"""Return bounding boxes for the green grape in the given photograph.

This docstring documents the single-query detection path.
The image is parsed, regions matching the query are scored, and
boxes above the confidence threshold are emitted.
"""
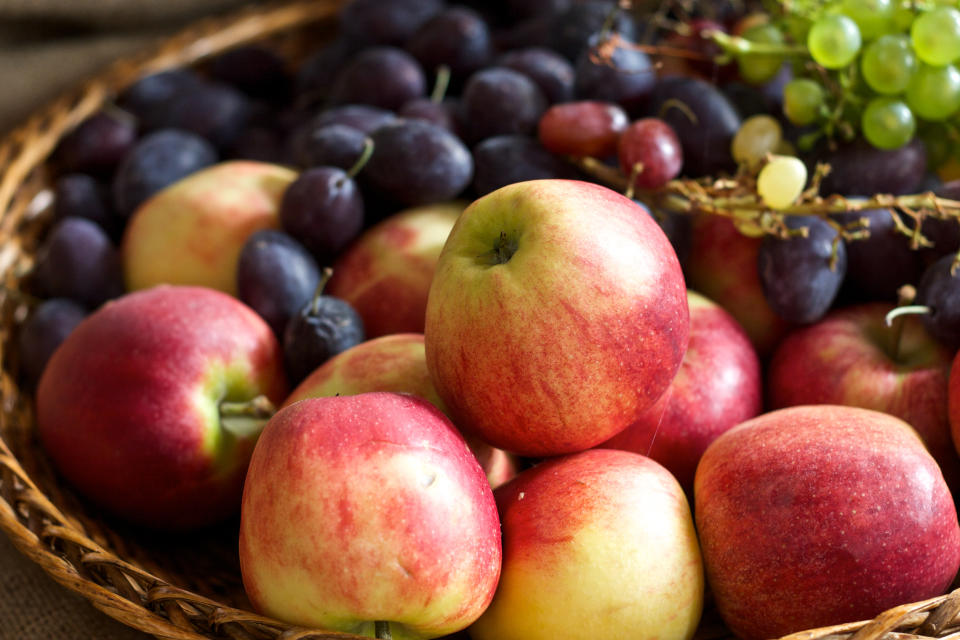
[860,34,916,94]
[783,78,826,125]
[783,15,812,44]
[732,115,783,166]
[906,63,960,120]
[757,155,808,209]
[892,6,914,32]
[808,14,863,68]
[737,23,786,85]
[912,7,960,66]
[840,0,894,40]
[861,97,916,149]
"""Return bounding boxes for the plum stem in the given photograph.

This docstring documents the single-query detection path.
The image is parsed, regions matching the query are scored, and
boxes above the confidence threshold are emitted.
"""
[375,621,392,640]
[310,267,334,316]
[346,138,374,180]
[431,65,451,103]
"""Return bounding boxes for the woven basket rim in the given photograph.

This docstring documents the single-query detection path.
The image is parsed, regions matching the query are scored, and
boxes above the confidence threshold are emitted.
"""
[1,1,960,639]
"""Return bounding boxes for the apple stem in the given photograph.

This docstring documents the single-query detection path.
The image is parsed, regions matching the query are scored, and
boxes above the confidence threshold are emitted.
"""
[346,138,375,180]
[311,267,335,316]
[884,305,930,328]
[885,285,927,362]
[375,621,393,640]
[431,65,451,103]
[219,395,276,420]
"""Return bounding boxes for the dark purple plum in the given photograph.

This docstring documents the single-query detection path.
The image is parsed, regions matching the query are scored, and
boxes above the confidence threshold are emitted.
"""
[398,98,463,136]
[295,38,357,106]
[832,207,919,302]
[289,123,368,170]
[813,138,927,197]
[17,298,87,387]
[112,129,217,218]
[574,34,656,115]
[55,111,136,176]
[237,230,321,337]
[915,253,960,350]
[228,127,287,164]
[312,105,398,135]
[493,14,555,51]
[647,205,692,267]
[283,287,365,385]
[53,174,114,232]
[406,7,494,81]
[496,47,575,104]
[471,134,582,196]
[461,67,548,142]
[758,215,847,324]
[280,167,365,264]
[209,45,291,101]
[507,0,571,20]
[163,83,253,150]
[363,119,473,205]
[550,1,637,60]
[117,69,203,132]
[331,47,427,111]
[340,0,445,47]
[32,217,124,309]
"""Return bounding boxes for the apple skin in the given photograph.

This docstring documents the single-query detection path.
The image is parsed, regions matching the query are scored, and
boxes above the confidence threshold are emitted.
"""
[36,285,287,530]
[326,201,465,338]
[239,393,502,640]
[695,405,960,640]
[599,290,762,493]
[685,214,791,357]
[425,179,689,457]
[768,303,960,491]
[284,333,517,488]
[122,161,296,296]
[469,448,704,640]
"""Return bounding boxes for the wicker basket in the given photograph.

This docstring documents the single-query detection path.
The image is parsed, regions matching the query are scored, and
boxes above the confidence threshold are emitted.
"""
[2,1,960,639]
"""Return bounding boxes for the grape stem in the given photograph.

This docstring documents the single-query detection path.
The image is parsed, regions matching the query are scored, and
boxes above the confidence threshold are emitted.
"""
[704,29,807,63]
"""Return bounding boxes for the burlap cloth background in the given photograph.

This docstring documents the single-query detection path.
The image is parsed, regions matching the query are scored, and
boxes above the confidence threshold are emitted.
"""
[0,2,268,637]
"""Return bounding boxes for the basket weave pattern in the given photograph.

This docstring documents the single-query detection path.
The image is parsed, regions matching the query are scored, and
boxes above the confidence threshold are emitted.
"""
[1,2,960,639]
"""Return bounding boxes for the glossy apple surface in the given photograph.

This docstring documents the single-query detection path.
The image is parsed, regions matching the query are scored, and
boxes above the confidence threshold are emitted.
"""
[122,161,296,295]
[240,393,502,639]
[36,285,287,530]
[600,290,762,493]
[425,179,689,457]
[469,448,703,640]
[696,405,960,640]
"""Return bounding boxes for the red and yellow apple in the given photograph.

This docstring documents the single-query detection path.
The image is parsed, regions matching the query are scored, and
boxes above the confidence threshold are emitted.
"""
[240,393,502,639]
[36,285,287,530]
[425,179,689,457]
[122,161,296,295]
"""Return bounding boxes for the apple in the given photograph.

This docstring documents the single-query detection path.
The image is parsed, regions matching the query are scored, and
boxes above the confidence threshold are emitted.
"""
[685,213,791,357]
[425,179,689,457]
[695,405,960,640]
[599,289,762,493]
[35,285,287,530]
[326,200,465,338]
[767,303,960,492]
[469,448,704,640]
[122,160,296,296]
[285,332,517,488]
[239,393,502,639]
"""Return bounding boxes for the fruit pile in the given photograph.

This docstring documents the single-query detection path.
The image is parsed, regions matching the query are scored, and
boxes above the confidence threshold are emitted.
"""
[13,0,960,639]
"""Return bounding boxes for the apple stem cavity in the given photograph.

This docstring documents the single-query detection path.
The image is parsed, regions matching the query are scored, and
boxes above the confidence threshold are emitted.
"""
[311,267,335,315]
[478,231,518,266]
[375,621,393,640]
[346,138,375,180]
[431,65,451,103]
[219,394,277,439]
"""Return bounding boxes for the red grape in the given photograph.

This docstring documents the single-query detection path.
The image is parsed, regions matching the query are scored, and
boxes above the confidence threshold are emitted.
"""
[617,118,683,190]
[538,101,629,158]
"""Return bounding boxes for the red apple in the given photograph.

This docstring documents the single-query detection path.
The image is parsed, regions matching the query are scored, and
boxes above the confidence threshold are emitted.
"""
[469,449,704,640]
[695,405,960,640]
[285,333,517,488]
[425,179,689,457]
[326,200,465,338]
[685,214,791,357]
[122,161,296,296]
[36,285,287,530]
[239,393,501,639]
[768,303,960,492]
[599,290,762,493]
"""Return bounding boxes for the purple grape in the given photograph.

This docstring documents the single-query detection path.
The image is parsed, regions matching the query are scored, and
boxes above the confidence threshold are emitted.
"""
[814,138,927,197]
[398,98,463,136]
[758,216,848,324]
[209,45,291,101]
[574,34,656,115]
[721,82,771,120]
[313,105,399,135]
[112,129,217,218]
[17,298,87,387]
[364,119,473,205]
[289,123,368,170]
[647,205,692,267]
[832,207,919,302]
[461,67,548,142]
[550,1,638,60]
[496,47,575,104]
[117,69,203,131]
[163,83,253,150]
[406,7,494,81]
[237,230,321,336]
[493,14,555,51]
[331,47,427,111]
[472,134,582,195]
[916,180,960,268]
[340,0,445,47]
[915,254,960,349]
[280,167,365,264]
[53,174,114,232]
[55,111,136,176]
[283,292,365,385]
[32,217,124,309]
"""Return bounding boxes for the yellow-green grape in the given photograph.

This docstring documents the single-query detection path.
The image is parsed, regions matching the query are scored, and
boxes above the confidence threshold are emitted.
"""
[861,97,916,149]
[911,6,960,66]
[757,155,808,209]
[840,0,894,40]
[860,34,916,94]
[732,115,783,167]
[783,15,812,43]
[906,63,960,121]
[732,210,766,237]
[892,6,914,32]
[737,23,786,85]
[783,78,826,125]
[808,14,862,68]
